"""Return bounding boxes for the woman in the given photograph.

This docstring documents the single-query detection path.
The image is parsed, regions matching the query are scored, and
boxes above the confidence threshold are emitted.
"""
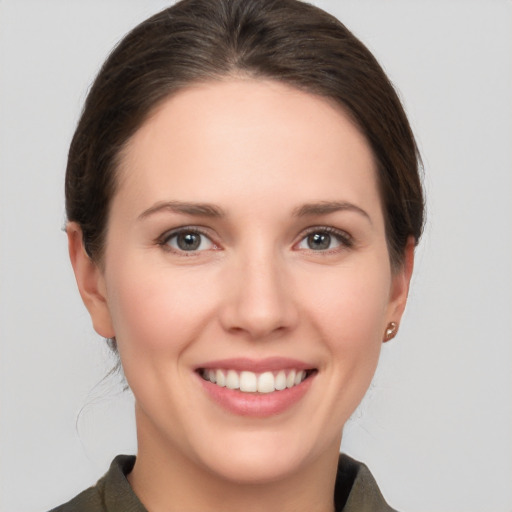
[52,0,423,510]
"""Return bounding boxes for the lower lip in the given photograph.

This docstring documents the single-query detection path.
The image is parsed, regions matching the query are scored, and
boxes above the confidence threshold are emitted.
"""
[197,373,315,417]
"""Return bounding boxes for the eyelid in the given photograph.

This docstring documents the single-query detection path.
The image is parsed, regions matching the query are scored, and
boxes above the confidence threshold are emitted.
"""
[155,225,353,254]
[157,226,220,253]
[294,226,354,251]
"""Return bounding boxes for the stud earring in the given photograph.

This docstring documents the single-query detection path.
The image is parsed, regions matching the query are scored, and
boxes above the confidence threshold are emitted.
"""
[383,322,398,342]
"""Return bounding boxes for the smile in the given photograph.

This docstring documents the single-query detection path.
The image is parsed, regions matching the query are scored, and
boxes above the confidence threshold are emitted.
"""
[199,368,314,393]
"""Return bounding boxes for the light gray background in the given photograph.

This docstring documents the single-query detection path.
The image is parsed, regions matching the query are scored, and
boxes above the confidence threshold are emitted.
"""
[1,1,511,511]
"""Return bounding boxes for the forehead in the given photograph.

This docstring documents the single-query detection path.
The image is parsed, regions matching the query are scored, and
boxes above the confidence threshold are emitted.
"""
[116,78,380,218]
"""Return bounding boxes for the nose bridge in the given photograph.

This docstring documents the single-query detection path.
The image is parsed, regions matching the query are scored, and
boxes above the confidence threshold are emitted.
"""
[220,239,297,338]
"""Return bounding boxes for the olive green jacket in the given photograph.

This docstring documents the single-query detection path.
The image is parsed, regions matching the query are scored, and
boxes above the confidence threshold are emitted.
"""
[49,454,397,512]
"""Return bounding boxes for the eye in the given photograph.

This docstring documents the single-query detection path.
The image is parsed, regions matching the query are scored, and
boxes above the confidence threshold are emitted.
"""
[161,228,215,253]
[296,228,352,251]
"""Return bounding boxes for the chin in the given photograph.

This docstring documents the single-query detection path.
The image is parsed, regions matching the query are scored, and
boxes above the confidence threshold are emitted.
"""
[192,426,331,485]
[202,450,303,485]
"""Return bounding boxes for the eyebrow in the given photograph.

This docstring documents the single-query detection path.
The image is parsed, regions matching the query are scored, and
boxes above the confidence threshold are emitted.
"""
[293,201,371,223]
[138,200,225,220]
[138,199,370,223]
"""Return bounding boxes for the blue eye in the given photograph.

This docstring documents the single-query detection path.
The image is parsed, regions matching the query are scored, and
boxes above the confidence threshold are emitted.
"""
[164,230,214,252]
[297,228,351,251]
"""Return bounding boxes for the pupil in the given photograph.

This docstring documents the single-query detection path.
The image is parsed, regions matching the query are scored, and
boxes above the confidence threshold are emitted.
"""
[177,233,200,251]
[308,233,330,250]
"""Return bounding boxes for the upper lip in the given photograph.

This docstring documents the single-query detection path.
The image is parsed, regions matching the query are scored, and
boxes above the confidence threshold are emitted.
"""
[196,357,315,373]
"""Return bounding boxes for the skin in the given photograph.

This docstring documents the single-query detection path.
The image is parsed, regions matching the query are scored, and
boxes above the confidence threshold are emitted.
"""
[68,79,414,512]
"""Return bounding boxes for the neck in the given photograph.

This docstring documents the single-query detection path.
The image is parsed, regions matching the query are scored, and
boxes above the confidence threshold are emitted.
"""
[128,408,339,512]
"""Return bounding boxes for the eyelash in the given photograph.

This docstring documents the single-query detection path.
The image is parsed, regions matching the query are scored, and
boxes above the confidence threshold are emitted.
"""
[156,226,354,255]
[297,226,354,253]
[157,227,217,255]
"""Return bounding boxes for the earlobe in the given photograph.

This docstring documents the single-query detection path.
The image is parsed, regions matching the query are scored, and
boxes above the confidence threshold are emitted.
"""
[386,236,415,331]
[66,222,115,338]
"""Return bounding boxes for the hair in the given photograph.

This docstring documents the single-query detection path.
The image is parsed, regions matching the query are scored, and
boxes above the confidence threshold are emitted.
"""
[66,0,424,270]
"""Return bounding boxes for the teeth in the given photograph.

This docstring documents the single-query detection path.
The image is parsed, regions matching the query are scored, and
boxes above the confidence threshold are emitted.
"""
[202,368,309,393]
[240,371,257,392]
[286,370,296,389]
[216,369,226,387]
[275,370,287,391]
[257,371,275,393]
[225,370,239,390]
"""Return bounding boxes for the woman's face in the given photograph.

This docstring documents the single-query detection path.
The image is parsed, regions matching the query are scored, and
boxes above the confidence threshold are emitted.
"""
[72,79,412,484]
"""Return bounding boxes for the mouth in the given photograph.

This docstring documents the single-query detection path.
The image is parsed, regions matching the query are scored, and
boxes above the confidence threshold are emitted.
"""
[195,358,318,416]
[197,368,317,394]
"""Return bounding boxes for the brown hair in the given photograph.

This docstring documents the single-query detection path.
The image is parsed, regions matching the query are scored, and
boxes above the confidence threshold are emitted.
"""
[66,0,424,268]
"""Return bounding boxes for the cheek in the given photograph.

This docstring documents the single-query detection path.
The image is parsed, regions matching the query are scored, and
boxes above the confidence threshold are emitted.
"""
[307,262,391,339]
[301,258,391,393]
[105,260,217,357]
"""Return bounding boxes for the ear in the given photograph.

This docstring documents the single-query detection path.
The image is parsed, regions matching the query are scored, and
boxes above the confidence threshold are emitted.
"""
[66,222,115,338]
[386,236,415,326]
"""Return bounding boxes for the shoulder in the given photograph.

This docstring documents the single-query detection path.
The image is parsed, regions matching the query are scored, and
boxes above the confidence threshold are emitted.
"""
[48,483,105,512]
[335,453,398,512]
[48,455,146,512]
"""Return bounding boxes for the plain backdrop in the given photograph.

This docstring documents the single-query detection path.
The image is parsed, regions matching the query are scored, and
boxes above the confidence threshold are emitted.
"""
[1,1,511,511]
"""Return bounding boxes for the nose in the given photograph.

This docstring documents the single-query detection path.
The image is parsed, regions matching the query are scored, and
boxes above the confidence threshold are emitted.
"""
[219,248,299,340]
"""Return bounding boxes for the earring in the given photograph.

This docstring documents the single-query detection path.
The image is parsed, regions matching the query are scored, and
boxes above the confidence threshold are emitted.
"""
[383,322,398,342]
